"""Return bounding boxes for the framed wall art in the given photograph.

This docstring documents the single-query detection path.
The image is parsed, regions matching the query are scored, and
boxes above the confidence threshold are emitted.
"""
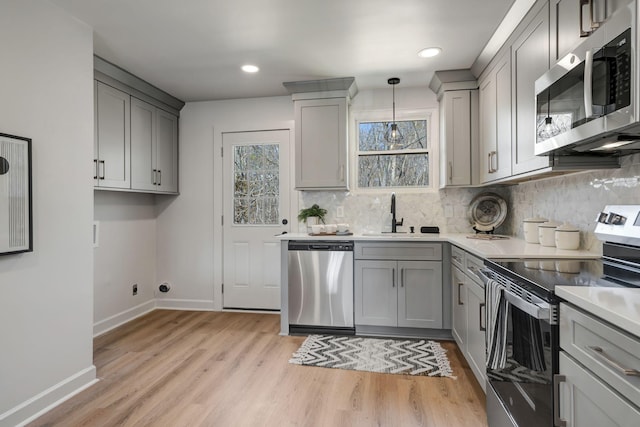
[0,132,33,255]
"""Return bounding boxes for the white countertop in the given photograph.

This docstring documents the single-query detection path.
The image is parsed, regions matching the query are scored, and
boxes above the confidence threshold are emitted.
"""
[280,232,600,260]
[556,286,640,338]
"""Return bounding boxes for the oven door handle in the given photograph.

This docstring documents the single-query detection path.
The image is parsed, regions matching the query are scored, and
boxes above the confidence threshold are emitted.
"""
[476,269,551,321]
[502,289,551,321]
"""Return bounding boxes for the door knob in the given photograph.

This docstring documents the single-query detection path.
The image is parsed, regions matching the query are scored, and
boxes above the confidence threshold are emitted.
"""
[282,219,288,225]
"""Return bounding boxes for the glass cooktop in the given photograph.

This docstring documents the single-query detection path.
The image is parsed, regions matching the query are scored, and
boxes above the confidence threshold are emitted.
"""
[485,258,639,297]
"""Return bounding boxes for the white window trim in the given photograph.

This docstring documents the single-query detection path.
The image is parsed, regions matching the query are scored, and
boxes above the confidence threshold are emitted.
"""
[350,107,439,194]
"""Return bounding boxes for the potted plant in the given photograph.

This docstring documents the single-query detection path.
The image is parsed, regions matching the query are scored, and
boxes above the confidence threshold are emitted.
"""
[297,204,327,232]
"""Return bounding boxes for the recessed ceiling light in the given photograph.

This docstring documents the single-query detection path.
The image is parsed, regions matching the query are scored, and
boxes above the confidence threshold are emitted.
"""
[417,47,442,58]
[241,64,260,73]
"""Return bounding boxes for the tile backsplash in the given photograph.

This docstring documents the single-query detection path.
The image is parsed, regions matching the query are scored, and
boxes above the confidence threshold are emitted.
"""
[298,187,512,235]
[507,153,640,252]
[298,153,640,252]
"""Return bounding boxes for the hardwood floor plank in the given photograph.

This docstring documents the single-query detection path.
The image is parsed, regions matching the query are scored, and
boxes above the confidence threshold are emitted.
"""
[27,310,487,427]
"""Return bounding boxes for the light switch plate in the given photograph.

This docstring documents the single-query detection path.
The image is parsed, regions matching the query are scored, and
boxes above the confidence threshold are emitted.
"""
[336,206,344,218]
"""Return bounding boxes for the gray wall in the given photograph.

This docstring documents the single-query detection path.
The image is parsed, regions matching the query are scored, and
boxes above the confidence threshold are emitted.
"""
[0,2,95,425]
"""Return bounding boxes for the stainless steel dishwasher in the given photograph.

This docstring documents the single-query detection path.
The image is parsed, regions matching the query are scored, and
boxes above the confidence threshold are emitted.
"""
[288,240,354,335]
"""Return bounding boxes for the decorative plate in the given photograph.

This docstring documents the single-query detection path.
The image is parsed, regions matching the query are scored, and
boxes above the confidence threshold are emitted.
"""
[467,192,507,232]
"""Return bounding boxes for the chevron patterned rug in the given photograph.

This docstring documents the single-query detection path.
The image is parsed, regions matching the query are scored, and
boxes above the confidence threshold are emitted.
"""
[289,335,454,377]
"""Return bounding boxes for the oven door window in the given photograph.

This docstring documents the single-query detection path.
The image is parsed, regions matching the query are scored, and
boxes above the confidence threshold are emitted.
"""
[487,305,554,427]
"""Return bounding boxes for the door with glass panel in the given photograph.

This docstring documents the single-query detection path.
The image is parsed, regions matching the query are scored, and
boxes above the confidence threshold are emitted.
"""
[222,130,290,310]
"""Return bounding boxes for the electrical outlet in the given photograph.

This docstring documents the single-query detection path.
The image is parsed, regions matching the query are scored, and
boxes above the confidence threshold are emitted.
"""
[336,206,344,218]
[132,284,138,296]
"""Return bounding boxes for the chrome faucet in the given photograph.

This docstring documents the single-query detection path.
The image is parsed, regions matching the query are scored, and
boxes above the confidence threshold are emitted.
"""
[391,193,403,233]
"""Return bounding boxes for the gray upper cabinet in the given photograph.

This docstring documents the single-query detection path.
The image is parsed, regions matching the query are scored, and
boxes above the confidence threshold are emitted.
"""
[550,0,584,62]
[512,2,551,176]
[440,90,478,187]
[94,81,131,189]
[131,97,178,194]
[551,0,612,62]
[155,109,178,193]
[479,49,512,183]
[94,56,183,195]
[294,97,348,190]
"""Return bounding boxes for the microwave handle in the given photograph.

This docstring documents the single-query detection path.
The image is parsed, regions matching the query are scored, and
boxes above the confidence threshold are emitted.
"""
[584,49,595,119]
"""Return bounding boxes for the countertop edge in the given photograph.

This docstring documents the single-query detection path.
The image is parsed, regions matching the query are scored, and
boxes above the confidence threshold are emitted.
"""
[556,286,640,338]
[279,233,601,260]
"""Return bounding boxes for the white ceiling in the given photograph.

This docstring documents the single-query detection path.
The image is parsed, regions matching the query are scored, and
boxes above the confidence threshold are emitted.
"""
[50,0,521,102]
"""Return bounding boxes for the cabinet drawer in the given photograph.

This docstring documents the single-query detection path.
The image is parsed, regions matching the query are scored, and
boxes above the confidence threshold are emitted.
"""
[560,303,640,408]
[451,245,465,269]
[465,253,484,286]
[354,242,442,261]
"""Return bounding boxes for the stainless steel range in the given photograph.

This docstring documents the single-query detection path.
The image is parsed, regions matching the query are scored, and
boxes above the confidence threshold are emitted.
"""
[478,205,640,427]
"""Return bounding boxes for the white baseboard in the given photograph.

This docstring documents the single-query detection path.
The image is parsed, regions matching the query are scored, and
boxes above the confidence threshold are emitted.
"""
[93,299,156,337]
[155,298,215,311]
[1,366,97,427]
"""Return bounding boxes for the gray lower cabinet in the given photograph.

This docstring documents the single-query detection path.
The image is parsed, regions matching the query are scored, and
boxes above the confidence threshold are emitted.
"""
[466,278,486,390]
[558,352,640,426]
[354,242,443,331]
[558,303,640,425]
[450,244,486,391]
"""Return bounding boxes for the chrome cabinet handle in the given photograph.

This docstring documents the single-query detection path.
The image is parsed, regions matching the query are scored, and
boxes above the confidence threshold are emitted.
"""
[553,374,567,427]
[487,152,492,173]
[99,160,105,180]
[400,268,404,287]
[479,302,486,331]
[93,159,98,180]
[392,268,395,288]
[153,169,157,185]
[589,0,604,30]
[448,161,453,183]
[579,0,592,37]
[457,282,464,305]
[158,169,162,186]
[490,151,497,173]
[588,346,640,376]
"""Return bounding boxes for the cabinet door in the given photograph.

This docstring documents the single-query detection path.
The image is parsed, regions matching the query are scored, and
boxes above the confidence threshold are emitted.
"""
[466,279,486,391]
[451,266,467,351]
[440,90,472,187]
[479,50,511,183]
[155,109,178,193]
[95,81,130,189]
[130,97,156,191]
[551,0,584,62]
[512,3,551,176]
[558,351,640,427]
[398,261,443,329]
[294,98,347,190]
[479,74,496,183]
[493,52,512,181]
[354,260,397,327]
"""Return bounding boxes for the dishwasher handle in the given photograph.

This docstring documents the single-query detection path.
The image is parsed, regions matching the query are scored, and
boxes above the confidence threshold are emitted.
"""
[288,241,354,251]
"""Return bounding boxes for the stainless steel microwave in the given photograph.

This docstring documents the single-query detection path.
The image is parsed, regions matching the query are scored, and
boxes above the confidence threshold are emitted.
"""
[534,0,640,156]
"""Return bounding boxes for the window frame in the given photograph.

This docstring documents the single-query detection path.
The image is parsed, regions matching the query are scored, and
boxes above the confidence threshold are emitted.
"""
[351,107,439,193]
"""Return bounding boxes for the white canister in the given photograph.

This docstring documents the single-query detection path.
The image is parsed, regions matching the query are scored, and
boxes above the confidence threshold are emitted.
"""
[523,217,548,243]
[538,221,561,247]
[555,222,580,250]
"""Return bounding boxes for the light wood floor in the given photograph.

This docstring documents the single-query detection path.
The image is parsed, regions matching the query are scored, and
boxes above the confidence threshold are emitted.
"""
[28,310,487,427]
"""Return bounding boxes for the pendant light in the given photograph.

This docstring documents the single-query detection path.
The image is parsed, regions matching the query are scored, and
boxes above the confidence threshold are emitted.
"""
[384,77,404,148]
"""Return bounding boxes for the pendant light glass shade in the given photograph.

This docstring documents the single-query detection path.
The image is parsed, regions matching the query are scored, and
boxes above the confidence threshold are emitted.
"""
[384,77,404,148]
